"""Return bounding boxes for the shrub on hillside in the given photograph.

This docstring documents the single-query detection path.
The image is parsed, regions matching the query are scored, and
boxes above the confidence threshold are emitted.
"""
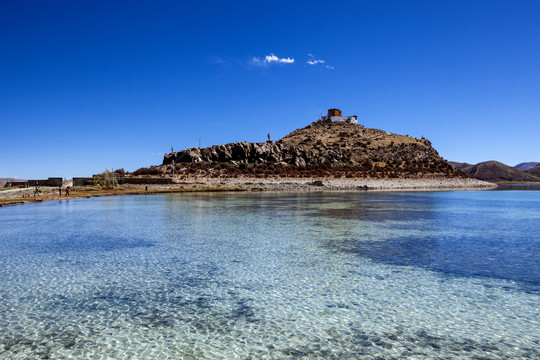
[133,166,163,176]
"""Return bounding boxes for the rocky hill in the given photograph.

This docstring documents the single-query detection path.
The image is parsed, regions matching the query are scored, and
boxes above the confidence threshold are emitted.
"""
[449,161,540,182]
[143,120,462,179]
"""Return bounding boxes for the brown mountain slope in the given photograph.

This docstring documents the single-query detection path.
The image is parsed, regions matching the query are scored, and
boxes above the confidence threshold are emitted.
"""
[455,161,540,182]
[448,162,473,171]
[525,164,540,178]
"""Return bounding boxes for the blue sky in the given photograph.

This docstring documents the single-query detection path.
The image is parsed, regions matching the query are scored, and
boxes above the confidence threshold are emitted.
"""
[1,1,539,179]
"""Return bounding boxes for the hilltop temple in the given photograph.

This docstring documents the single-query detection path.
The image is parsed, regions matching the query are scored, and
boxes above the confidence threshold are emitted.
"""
[321,108,358,124]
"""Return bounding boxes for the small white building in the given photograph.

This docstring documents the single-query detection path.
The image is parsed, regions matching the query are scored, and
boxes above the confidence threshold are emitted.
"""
[321,108,358,124]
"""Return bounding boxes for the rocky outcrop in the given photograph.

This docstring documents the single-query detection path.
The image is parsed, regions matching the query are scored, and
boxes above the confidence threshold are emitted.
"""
[165,142,284,164]
[163,120,449,171]
[163,141,344,167]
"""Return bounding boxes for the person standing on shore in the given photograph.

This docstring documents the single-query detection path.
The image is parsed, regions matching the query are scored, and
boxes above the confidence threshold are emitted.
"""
[33,184,39,197]
[66,186,70,197]
[59,186,62,197]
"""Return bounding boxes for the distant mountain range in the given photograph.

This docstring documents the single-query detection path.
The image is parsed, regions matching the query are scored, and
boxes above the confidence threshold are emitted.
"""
[449,161,540,182]
[514,162,540,170]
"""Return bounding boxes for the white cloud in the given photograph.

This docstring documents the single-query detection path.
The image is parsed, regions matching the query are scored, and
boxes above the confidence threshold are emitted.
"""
[307,54,333,69]
[249,53,333,69]
[265,53,294,63]
[307,53,325,65]
[251,57,263,65]
[252,53,295,65]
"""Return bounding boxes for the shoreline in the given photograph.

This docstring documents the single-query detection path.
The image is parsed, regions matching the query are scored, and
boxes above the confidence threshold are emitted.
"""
[0,176,496,208]
[194,176,495,191]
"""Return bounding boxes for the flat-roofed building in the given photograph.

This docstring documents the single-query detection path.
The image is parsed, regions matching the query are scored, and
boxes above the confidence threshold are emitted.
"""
[322,108,358,124]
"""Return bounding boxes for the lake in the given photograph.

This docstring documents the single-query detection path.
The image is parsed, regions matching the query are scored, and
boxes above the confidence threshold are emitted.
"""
[0,190,539,359]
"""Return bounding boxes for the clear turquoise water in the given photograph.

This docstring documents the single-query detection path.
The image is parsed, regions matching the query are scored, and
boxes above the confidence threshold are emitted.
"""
[0,191,539,359]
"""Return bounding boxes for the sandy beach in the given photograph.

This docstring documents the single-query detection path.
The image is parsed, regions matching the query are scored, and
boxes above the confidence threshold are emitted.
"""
[0,176,496,207]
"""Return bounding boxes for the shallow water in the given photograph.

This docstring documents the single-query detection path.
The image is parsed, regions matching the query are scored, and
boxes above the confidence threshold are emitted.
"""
[0,191,539,359]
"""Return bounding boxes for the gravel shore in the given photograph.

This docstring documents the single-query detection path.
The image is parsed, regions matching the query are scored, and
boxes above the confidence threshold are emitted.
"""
[0,177,496,207]
[194,176,496,192]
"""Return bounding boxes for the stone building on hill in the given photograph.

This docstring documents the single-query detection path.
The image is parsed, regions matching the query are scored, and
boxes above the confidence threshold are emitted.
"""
[322,108,358,124]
